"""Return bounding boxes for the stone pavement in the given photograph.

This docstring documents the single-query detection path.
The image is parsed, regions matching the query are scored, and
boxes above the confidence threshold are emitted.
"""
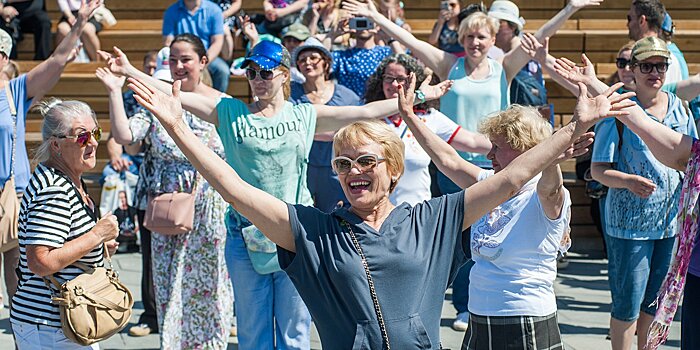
[0,251,682,349]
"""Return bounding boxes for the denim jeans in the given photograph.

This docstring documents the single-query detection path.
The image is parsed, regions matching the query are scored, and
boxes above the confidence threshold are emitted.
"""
[225,218,311,350]
[606,235,676,321]
[12,321,99,349]
[208,57,230,93]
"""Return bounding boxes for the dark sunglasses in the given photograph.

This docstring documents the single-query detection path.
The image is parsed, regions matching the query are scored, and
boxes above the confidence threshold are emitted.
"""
[634,62,669,74]
[615,58,630,69]
[245,68,276,80]
[331,153,385,175]
[56,127,102,146]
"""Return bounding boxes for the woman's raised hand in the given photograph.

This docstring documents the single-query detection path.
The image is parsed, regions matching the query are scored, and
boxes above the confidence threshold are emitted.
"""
[129,77,184,130]
[521,33,548,64]
[568,0,604,10]
[97,46,135,77]
[95,67,126,92]
[342,0,379,18]
[572,82,636,133]
[553,54,597,87]
[419,74,453,101]
[554,131,595,164]
[397,73,417,118]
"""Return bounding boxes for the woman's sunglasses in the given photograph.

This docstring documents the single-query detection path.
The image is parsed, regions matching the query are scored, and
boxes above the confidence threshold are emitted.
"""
[332,153,385,175]
[56,127,102,147]
[615,58,630,69]
[245,68,277,80]
[634,62,669,74]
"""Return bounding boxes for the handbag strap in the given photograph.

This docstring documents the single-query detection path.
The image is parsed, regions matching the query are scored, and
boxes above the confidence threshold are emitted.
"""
[340,219,391,350]
[5,82,16,177]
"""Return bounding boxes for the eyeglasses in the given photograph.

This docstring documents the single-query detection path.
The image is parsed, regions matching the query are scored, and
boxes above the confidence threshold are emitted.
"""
[382,75,410,85]
[331,153,386,175]
[615,58,631,69]
[245,68,277,80]
[634,62,669,74]
[297,55,323,65]
[56,127,102,147]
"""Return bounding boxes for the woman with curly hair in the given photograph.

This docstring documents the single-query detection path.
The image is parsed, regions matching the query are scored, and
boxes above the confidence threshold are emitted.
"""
[364,53,491,205]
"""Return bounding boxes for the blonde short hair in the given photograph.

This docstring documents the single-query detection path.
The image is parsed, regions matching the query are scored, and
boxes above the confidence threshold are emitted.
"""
[458,12,499,44]
[478,105,552,152]
[333,120,405,191]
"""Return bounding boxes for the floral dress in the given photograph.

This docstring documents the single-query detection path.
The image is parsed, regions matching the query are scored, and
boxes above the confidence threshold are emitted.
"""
[130,109,233,349]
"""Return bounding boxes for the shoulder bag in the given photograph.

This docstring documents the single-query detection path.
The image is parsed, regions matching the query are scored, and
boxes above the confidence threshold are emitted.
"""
[44,243,134,345]
[143,185,196,235]
[0,83,20,252]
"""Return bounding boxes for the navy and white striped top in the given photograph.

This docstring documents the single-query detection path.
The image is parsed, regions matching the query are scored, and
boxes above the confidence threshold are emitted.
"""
[10,163,103,327]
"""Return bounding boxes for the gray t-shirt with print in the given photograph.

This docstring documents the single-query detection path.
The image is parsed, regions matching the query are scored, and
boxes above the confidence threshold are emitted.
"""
[279,191,469,349]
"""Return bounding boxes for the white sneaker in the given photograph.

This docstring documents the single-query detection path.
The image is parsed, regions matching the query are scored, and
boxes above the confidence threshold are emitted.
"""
[452,312,469,331]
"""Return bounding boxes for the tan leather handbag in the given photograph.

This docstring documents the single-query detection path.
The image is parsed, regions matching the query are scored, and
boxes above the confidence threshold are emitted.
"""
[44,244,134,345]
[0,83,19,252]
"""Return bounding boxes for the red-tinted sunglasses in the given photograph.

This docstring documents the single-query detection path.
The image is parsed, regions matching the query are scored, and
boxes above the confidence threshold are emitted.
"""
[56,127,102,146]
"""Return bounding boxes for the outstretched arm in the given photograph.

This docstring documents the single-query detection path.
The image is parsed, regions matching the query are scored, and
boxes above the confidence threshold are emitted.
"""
[128,78,296,252]
[96,68,135,145]
[462,83,634,230]
[25,0,102,99]
[673,73,700,101]
[502,0,603,83]
[314,78,453,132]
[99,47,220,126]
[343,0,458,80]
[555,54,694,170]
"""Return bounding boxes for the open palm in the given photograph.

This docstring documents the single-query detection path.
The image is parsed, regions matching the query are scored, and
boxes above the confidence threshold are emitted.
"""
[573,82,636,132]
[128,78,184,130]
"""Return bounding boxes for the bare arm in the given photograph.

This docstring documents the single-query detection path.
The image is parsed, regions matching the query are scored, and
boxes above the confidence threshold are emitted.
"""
[674,73,700,101]
[276,0,309,17]
[343,0,457,80]
[96,68,135,144]
[537,164,566,220]
[27,215,118,277]
[222,0,242,18]
[25,0,101,99]
[591,162,657,198]
[314,78,453,133]
[100,47,220,125]
[449,128,492,155]
[554,54,693,170]
[207,34,224,62]
[503,0,602,83]
[128,78,296,252]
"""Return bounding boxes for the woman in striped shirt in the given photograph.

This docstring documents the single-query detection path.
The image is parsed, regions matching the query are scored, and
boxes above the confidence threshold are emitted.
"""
[10,99,119,349]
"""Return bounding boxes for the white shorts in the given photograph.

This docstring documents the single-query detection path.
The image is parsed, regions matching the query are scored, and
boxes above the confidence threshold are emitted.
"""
[12,321,100,350]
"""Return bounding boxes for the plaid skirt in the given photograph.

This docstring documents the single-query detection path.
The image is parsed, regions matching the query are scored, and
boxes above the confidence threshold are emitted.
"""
[461,313,564,350]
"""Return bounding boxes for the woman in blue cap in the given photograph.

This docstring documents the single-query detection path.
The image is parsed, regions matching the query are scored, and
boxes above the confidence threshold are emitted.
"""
[102,40,452,349]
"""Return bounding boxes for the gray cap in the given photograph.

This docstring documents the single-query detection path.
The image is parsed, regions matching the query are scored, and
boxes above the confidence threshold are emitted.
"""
[292,37,333,70]
[0,30,12,58]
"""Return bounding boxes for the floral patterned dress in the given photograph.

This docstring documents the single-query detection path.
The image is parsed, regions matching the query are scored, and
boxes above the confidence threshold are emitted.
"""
[130,109,233,349]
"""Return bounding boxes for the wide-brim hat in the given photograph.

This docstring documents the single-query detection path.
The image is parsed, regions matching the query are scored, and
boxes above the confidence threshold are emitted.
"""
[631,36,671,63]
[242,41,291,70]
[0,29,12,58]
[488,0,524,31]
[292,37,333,70]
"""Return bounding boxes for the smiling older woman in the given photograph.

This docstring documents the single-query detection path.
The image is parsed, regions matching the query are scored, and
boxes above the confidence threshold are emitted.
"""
[10,99,119,349]
[125,68,632,348]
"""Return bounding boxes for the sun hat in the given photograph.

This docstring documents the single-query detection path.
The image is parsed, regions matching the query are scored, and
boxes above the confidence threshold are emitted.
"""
[241,41,291,70]
[487,0,524,32]
[292,37,333,69]
[152,47,172,82]
[631,36,670,63]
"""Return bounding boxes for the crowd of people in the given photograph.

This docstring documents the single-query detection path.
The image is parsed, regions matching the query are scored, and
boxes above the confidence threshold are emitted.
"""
[0,0,699,349]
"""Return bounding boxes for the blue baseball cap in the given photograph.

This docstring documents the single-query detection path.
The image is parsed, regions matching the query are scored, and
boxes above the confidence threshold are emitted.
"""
[661,12,674,34]
[241,41,291,70]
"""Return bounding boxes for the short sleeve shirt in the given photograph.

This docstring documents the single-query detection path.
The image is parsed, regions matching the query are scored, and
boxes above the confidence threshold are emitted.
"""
[11,164,103,327]
[216,99,317,213]
[162,0,224,49]
[591,92,698,239]
[278,191,468,349]
[0,75,34,192]
[332,46,392,98]
[387,109,459,206]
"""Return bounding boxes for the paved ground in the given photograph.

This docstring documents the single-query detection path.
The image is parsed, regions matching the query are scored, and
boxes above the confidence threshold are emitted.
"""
[0,250,682,349]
